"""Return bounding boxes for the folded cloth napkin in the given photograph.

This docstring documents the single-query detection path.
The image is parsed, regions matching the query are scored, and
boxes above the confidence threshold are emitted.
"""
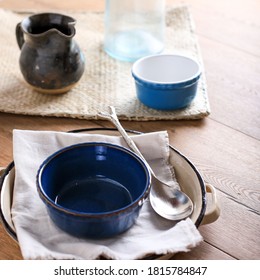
[11,129,202,260]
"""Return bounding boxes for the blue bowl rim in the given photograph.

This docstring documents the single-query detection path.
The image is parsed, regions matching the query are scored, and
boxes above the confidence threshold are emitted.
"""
[132,73,201,90]
[36,141,151,218]
[0,128,206,243]
[132,54,201,89]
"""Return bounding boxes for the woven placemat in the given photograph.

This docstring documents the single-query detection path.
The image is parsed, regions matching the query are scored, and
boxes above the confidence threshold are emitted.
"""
[0,6,210,120]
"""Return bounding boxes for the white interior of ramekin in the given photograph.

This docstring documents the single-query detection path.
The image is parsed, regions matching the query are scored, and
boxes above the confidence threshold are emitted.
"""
[132,54,201,84]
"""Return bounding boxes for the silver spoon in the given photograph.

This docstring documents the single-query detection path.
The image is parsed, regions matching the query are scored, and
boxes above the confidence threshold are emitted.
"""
[98,106,193,221]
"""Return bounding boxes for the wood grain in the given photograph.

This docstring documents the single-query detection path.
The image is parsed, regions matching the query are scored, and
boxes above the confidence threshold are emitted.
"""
[0,227,22,260]
[119,119,260,211]
[200,193,260,259]
[187,0,260,56]
[0,0,259,260]
[201,37,260,139]
[172,241,235,260]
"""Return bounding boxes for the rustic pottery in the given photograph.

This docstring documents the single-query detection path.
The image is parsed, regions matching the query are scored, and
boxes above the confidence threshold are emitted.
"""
[36,142,151,238]
[16,13,85,94]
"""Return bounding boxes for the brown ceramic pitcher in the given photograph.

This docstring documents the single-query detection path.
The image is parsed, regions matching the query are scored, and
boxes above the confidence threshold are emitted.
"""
[16,13,85,94]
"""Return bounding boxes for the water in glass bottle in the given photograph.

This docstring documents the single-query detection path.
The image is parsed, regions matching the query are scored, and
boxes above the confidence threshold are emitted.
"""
[104,0,165,62]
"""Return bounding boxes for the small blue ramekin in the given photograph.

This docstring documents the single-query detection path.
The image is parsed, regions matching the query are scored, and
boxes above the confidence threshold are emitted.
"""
[132,54,201,110]
[36,142,151,239]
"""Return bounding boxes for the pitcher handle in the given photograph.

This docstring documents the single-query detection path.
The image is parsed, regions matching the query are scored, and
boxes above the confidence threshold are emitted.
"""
[16,23,24,49]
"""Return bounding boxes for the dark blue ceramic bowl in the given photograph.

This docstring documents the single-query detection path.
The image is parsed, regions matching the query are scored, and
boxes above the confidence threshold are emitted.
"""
[132,54,201,110]
[36,142,151,239]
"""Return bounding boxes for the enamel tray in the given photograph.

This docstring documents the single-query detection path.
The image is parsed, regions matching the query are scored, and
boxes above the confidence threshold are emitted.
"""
[0,128,220,259]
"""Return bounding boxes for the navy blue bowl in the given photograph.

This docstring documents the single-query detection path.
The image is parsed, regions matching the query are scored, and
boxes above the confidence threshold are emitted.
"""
[36,142,151,239]
[132,54,201,110]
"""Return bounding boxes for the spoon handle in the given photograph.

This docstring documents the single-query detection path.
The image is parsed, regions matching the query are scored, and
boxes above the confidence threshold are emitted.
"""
[98,106,194,220]
[98,106,155,176]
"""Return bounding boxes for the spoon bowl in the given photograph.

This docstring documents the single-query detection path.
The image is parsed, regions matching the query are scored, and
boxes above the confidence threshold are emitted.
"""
[98,106,194,221]
[150,177,193,220]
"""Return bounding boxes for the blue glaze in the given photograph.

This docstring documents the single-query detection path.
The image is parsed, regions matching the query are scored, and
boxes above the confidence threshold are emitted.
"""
[131,54,201,110]
[55,177,133,213]
[46,199,140,238]
[133,77,200,110]
[37,142,151,239]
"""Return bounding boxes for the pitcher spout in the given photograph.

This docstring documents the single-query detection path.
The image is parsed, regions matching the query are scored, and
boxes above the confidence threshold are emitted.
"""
[23,13,76,37]
[16,12,85,94]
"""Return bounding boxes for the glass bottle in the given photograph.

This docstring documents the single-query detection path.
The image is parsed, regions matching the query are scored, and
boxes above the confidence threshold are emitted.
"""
[104,0,165,62]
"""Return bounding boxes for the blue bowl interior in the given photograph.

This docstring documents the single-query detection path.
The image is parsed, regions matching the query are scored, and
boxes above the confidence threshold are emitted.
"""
[132,54,201,85]
[38,143,149,214]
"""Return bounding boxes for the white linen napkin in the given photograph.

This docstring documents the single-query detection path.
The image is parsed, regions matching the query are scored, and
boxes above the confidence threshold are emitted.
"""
[11,129,202,259]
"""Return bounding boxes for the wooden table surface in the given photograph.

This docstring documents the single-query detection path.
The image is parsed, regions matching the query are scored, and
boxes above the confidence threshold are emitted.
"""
[0,0,259,260]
